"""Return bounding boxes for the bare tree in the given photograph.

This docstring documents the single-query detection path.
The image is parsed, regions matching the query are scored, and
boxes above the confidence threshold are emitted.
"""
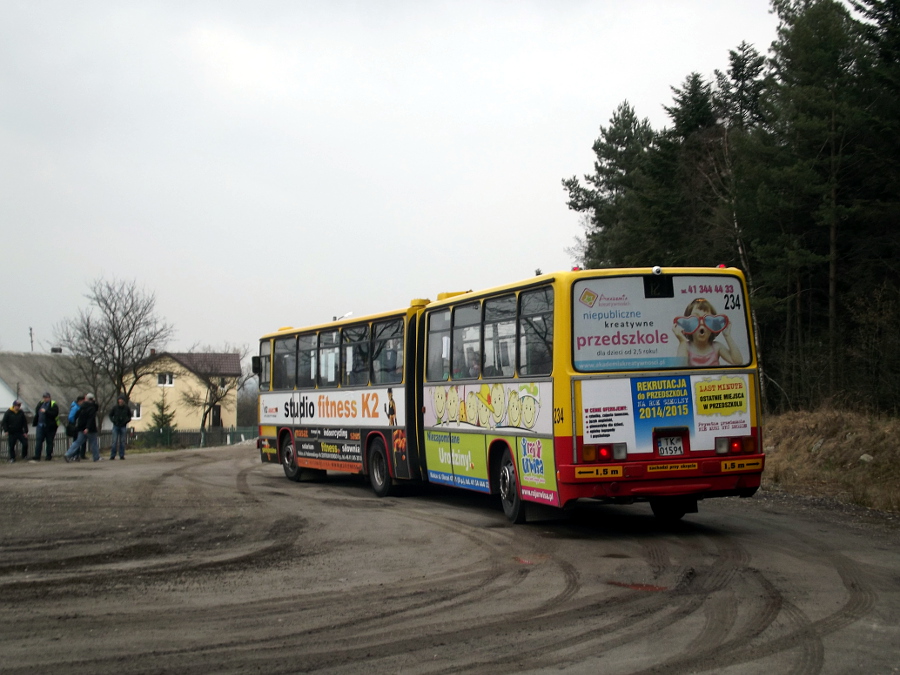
[236,378,259,427]
[174,345,250,431]
[53,278,174,415]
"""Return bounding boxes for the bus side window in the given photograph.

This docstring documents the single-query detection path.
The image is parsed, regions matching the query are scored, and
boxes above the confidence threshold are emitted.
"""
[342,325,369,387]
[484,294,516,378]
[273,336,297,390]
[519,288,554,376]
[373,319,404,384]
[318,330,340,388]
[452,303,481,380]
[258,341,271,391]
[297,334,316,388]
[382,349,401,384]
[426,311,451,382]
[373,348,399,384]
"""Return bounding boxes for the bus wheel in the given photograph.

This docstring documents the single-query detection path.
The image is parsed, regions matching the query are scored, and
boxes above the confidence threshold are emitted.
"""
[649,498,693,523]
[499,448,526,524]
[369,438,394,498]
[281,436,301,482]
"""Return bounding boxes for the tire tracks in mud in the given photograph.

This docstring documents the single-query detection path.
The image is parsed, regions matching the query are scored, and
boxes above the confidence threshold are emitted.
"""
[0,516,303,600]
[0,452,305,599]
[617,523,877,675]
[47,500,842,675]
[0,493,559,675]
[1,451,894,675]
[235,506,875,675]
[246,519,757,674]
[436,528,764,674]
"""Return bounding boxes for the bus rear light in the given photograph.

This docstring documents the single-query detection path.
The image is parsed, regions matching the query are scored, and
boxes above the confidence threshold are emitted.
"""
[582,443,627,463]
[715,436,757,455]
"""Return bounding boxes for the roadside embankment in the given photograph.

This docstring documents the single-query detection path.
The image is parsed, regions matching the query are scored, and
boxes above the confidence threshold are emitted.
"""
[762,408,900,513]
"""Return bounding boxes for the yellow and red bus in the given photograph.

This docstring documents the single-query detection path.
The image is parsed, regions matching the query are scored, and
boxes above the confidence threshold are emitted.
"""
[253,267,764,522]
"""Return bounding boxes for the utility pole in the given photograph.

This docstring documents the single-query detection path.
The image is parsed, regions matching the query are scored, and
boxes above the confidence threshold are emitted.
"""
[29,327,34,352]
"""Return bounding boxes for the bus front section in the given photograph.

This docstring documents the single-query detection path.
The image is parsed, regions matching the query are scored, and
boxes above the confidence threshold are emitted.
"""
[561,268,764,522]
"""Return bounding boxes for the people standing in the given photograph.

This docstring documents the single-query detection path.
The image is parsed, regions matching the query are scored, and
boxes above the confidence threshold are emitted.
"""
[64,393,101,463]
[66,395,84,455]
[2,400,29,463]
[109,396,132,460]
[32,392,59,461]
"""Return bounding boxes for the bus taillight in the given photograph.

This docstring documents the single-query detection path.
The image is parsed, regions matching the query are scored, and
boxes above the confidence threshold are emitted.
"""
[715,436,758,455]
[582,443,627,462]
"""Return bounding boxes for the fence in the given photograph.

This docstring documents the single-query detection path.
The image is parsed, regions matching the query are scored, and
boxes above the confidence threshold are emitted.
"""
[1,427,258,459]
[133,427,257,449]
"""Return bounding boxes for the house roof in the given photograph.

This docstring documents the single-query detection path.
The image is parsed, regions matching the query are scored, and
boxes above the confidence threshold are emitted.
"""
[157,352,243,378]
[0,352,85,415]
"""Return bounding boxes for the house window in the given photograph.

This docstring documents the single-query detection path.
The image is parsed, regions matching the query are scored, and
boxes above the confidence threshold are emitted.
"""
[157,372,175,386]
[130,403,142,420]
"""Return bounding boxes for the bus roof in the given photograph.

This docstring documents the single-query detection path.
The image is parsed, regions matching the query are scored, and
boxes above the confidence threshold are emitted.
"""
[422,266,745,310]
[259,304,423,340]
[259,266,745,339]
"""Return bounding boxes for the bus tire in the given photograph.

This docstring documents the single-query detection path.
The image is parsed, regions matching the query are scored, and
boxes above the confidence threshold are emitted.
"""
[368,438,394,498]
[499,448,526,524]
[281,435,301,482]
[649,497,694,523]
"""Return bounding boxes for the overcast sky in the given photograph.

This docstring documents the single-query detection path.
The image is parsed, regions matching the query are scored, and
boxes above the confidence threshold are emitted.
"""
[1,0,779,357]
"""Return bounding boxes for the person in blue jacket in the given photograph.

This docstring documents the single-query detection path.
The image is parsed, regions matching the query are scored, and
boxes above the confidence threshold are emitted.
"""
[66,395,85,459]
[64,393,101,463]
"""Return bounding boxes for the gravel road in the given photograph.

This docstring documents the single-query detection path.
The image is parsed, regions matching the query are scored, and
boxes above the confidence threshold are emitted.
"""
[1,445,898,674]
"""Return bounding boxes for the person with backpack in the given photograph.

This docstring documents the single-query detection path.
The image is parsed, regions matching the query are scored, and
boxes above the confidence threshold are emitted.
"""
[66,395,85,457]
[108,396,132,460]
[32,392,59,461]
[64,393,101,463]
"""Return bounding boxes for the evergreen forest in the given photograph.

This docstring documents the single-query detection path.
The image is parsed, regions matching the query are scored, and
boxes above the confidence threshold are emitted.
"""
[563,0,900,414]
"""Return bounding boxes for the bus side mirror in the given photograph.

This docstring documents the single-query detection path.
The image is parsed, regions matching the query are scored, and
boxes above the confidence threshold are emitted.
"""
[251,356,261,375]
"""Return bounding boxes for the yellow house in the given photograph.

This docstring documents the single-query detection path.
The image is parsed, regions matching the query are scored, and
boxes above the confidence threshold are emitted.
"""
[127,352,243,432]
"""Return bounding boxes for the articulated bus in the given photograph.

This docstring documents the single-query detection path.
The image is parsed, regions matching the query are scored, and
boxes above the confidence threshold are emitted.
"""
[253,267,764,523]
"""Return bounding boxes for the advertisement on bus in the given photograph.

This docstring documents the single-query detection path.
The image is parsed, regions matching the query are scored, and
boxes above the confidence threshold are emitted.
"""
[259,387,405,427]
[580,373,753,453]
[573,274,752,372]
[422,381,559,505]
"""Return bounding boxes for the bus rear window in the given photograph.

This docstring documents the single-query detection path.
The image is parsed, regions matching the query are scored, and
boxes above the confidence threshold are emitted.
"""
[572,274,751,372]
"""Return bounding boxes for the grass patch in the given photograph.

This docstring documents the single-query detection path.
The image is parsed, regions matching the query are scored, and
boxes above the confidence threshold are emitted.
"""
[762,408,900,513]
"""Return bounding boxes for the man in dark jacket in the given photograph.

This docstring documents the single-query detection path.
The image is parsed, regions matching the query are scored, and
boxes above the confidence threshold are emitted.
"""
[108,396,132,460]
[64,393,101,463]
[32,392,60,461]
[2,400,29,463]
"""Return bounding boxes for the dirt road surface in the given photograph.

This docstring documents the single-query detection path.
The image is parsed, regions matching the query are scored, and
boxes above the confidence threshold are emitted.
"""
[1,445,898,674]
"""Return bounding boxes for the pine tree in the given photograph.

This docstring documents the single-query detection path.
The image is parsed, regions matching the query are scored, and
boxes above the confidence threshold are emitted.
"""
[766,0,870,400]
[149,390,177,432]
[561,101,654,267]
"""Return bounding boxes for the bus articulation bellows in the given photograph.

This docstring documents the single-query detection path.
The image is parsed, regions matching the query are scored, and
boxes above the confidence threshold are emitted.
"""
[253,267,764,523]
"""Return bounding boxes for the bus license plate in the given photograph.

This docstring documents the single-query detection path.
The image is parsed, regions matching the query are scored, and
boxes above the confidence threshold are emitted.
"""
[657,437,684,456]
